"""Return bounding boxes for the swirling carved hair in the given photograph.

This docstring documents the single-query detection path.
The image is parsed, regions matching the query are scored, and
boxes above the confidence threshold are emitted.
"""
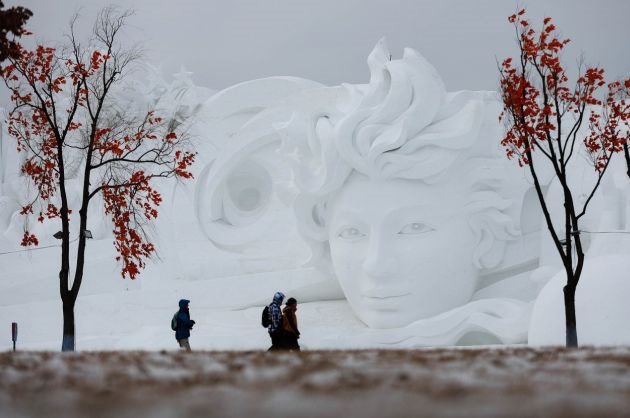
[196,39,519,271]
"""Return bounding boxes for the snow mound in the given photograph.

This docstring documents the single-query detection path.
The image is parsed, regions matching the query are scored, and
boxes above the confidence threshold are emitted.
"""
[528,255,630,345]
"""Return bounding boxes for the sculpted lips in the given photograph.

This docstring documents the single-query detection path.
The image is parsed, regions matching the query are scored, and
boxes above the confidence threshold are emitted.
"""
[360,293,411,312]
[361,285,411,300]
[360,287,412,310]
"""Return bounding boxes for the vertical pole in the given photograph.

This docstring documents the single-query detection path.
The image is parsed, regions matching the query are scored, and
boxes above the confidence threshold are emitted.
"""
[11,322,18,352]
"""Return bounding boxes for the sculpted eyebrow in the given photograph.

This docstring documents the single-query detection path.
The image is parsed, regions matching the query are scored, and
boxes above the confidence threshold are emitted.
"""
[332,210,364,220]
[384,205,433,222]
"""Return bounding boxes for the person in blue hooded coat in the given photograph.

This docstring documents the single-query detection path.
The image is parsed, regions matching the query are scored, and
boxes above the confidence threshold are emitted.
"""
[175,299,195,351]
[267,291,285,351]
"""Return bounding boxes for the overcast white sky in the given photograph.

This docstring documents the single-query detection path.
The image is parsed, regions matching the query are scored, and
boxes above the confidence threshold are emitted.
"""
[2,0,629,104]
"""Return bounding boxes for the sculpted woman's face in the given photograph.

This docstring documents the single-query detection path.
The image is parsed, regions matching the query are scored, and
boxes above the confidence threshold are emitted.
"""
[328,173,478,328]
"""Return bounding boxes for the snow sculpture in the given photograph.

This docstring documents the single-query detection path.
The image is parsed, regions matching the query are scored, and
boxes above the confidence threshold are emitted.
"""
[280,41,527,329]
[197,39,542,345]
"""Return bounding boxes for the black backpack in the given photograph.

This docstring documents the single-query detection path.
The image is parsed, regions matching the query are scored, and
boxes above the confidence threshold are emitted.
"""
[261,305,271,328]
[171,312,179,331]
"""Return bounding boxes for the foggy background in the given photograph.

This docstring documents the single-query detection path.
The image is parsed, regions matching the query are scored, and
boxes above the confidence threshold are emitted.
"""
[1,0,629,104]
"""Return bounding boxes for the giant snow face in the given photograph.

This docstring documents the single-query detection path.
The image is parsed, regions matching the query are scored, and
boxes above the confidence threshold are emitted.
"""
[193,40,540,344]
[328,173,478,328]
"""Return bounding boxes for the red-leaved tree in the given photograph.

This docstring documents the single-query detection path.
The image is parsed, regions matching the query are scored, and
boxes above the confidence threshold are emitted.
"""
[0,0,32,66]
[610,80,630,178]
[499,9,630,347]
[1,8,196,351]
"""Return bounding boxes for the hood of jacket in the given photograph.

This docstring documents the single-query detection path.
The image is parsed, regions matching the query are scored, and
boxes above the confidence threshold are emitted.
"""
[272,292,285,305]
[179,299,190,310]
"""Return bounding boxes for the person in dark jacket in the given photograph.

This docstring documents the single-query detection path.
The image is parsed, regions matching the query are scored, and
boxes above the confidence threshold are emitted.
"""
[175,299,195,351]
[267,291,285,351]
[282,297,300,351]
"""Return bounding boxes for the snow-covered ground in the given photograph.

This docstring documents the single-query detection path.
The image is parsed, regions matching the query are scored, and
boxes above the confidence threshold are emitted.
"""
[0,235,354,351]
[2,347,630,418]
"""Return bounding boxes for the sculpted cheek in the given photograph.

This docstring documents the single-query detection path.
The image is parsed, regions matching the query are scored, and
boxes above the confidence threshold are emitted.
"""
[331,243,364,284]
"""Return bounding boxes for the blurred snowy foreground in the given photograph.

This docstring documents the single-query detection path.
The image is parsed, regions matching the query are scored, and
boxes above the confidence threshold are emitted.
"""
[2,347,630,418]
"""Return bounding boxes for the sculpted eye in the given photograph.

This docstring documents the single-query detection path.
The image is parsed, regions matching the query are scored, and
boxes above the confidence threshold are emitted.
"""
[337,227,367,240]
[398,222,434,235]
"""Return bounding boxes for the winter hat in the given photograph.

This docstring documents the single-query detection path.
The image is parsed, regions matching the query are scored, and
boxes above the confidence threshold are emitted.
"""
[273,291,285,303]
[286,297,297,306]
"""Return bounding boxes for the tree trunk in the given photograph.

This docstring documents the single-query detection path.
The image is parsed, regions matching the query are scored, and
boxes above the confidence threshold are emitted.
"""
[61,298,75,351]
[563,284,578,347]
[624,141,630,180]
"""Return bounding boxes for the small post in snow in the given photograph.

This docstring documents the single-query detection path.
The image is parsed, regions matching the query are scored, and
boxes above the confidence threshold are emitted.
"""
[11,322,18,352]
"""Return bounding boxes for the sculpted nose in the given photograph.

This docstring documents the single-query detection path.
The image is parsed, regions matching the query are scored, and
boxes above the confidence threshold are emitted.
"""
[362,235,397,278]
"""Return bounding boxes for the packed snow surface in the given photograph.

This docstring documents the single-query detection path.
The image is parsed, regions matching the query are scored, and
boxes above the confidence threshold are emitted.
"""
[529,255,630,345]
